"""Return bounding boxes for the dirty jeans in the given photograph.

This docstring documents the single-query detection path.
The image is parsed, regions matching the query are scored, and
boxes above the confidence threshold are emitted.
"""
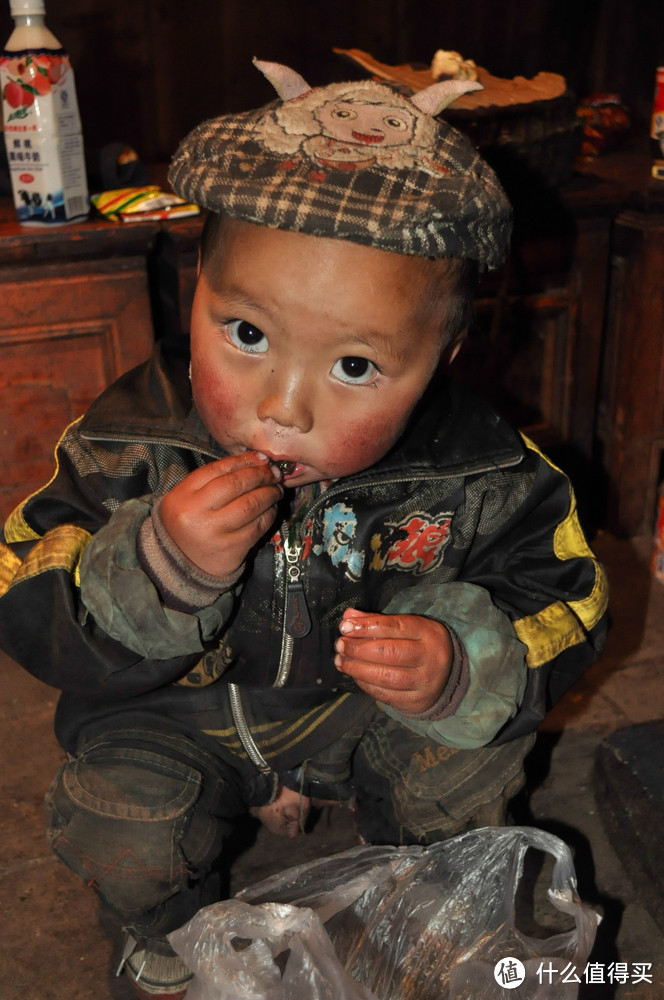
[45,712,535,938]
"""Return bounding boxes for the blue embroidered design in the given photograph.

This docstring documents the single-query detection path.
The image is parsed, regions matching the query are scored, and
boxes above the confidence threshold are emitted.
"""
[314,502,364,579]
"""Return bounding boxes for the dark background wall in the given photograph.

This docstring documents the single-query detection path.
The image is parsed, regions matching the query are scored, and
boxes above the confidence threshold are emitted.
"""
[1,0,662,165]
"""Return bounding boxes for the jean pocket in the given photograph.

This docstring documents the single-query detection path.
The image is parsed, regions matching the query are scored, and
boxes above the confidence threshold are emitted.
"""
[46,745,204,918]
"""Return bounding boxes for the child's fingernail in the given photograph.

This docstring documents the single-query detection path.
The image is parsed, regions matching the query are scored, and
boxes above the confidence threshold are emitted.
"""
[334,654,343,668]
[270,464,283,479]
[335,638,344,653]
[339,620,353,634]
[255,451,269,461]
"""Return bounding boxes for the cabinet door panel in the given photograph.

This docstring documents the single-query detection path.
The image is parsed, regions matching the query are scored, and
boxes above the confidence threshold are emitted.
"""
[452,290,577,447]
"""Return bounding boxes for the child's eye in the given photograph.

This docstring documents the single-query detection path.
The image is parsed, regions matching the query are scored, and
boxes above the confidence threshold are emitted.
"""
[227,319,268,353]
[331,356,379,385]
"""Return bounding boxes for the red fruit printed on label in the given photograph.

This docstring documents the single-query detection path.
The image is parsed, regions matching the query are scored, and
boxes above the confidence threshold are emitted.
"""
[4,79,33,108]
[28,66,51,96]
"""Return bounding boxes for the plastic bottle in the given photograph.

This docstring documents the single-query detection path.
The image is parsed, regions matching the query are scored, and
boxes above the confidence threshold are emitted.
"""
[0,0,89,224]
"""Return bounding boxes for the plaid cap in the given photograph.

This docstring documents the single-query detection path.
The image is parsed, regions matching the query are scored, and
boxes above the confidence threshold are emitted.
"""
[168,69,512,269]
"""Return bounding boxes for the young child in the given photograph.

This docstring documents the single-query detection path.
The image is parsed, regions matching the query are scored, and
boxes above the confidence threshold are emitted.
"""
[0,60,608,998]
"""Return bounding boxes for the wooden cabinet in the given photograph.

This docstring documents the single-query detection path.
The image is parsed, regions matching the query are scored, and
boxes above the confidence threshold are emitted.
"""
[449,173,621,531]
[596,208,664,536]
[453,147,664,537]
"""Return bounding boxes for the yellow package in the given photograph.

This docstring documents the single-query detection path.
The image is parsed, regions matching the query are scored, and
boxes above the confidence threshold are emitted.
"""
[91,186,200,222]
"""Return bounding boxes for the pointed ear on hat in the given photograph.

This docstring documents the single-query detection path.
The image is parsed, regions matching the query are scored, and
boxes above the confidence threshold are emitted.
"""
[411,78,483,116]
[253,58,312,101]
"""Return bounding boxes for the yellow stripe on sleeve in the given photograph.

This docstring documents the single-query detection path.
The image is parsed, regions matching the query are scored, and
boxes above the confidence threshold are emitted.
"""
[4,416,84,545]
[0,543,22,596]
[513,436,609,668]
[8,523,91,591]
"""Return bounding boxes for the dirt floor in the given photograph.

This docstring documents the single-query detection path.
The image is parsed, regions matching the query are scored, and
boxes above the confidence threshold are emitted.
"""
[1,531,663,999]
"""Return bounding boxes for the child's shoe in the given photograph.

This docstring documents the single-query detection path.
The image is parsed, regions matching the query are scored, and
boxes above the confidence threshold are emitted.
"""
[120,934,193,999]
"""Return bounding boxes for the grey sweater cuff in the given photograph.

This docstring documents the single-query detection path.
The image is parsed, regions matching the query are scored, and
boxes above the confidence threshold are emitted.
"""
[402,625,469,722]
[137,496,244,612]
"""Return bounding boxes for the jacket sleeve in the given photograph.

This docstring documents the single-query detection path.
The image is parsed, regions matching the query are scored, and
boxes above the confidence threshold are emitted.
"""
[380,436,608,748]
[79,496,237,658]
[380,581,528,749]
[462,436,609,742]
[0,420,232,697]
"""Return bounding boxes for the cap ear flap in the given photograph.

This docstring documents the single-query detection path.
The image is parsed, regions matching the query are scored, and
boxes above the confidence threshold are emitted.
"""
[411,79,483,116]
[253,58,312,101]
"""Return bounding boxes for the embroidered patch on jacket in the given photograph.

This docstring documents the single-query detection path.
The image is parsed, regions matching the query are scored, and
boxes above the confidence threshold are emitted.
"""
[371,512,453,575]
[313,501,364,580]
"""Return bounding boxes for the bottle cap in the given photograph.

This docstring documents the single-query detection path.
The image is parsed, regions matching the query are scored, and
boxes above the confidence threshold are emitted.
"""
[10,0,46,14]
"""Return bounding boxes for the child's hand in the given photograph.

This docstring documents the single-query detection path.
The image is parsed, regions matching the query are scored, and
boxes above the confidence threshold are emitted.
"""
[335,608,453,715]
[251,784,310,838]
[159,451,283,579]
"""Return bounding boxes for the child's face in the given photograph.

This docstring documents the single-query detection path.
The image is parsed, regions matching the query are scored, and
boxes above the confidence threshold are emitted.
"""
[190,218,449,486]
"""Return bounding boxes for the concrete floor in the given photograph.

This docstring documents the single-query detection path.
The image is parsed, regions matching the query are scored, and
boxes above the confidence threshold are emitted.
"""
[1,530,664,999]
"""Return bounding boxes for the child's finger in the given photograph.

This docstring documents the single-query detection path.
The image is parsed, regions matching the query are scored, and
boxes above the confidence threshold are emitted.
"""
[335,634,420,670]
[187,466,282,520]
[179,450,278,491]
[200,460,282,506]
[339,610,410,637]
[336,655,415,694]
[341,607,373,620]
[213,483,284,532]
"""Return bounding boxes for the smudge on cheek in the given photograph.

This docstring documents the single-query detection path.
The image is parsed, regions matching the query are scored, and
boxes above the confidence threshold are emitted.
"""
[326,410,406,476]
[191,364,242,446]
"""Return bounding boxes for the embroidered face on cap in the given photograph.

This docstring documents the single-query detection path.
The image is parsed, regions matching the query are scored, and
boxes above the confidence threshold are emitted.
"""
[169,59,512,269]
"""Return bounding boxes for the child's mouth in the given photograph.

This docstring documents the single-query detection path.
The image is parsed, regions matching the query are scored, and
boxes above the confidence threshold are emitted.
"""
[269,458,297,476]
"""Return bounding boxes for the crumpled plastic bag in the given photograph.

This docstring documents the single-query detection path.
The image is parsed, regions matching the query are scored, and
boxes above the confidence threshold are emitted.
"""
[169,899,375,1000]
[169,826,600,1000]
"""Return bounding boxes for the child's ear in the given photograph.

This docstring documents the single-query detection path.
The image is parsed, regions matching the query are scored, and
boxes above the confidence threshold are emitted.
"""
[442,333,465,365]
[448,341,463,364]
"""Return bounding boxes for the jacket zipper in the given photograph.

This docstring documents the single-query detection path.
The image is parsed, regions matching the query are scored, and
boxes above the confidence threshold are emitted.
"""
[228,682,273,774]
[274,533,312,688]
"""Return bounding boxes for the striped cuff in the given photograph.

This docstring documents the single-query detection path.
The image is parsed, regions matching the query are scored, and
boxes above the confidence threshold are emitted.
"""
[402,625,469,721]
[137,496,244,612]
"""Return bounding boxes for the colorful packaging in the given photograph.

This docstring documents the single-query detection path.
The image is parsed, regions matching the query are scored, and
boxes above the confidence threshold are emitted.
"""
[91,186,200,223]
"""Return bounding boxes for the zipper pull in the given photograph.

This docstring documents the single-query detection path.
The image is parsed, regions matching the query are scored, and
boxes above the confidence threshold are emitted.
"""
[284,540,312,638]
[286,581,312,638]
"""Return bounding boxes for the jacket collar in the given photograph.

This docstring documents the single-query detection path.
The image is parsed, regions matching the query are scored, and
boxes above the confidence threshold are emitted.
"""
[367,374,525,480]
[80,336,224,458]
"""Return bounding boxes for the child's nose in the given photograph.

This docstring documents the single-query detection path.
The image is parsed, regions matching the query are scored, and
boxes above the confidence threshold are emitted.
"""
[257,371,313,433]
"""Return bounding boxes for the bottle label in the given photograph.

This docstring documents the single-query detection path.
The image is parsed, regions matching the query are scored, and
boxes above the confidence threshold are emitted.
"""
[651,67,664,157]
[1,47,89,223]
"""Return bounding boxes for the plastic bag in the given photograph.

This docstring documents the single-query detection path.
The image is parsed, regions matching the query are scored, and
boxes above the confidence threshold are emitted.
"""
[169,826,600,1000]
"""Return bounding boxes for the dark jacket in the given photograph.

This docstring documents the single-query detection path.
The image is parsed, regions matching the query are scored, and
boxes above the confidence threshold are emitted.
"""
[0,337,608,790]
